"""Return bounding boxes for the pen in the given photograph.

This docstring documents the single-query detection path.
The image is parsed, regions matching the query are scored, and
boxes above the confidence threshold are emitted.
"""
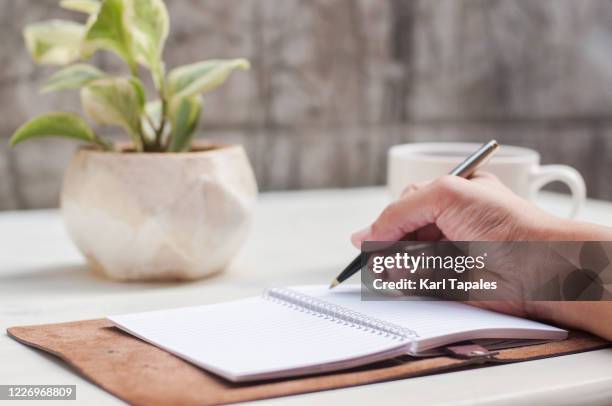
[329,139,500,289]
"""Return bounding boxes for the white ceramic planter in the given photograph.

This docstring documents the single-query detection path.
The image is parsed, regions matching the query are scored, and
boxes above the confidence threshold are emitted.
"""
[61,144,258,281]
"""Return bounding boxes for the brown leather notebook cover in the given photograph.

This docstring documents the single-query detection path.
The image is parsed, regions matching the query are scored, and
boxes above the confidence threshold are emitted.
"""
[7,319,609,406]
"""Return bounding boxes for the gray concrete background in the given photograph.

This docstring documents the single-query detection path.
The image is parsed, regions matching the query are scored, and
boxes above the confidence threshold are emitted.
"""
[2,0,612,209]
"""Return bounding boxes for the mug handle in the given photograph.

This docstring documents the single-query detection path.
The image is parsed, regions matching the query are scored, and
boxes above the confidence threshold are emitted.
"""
[529,165,586,218]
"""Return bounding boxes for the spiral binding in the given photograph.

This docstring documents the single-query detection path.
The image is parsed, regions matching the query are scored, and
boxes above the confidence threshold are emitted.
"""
[263,287,418,342]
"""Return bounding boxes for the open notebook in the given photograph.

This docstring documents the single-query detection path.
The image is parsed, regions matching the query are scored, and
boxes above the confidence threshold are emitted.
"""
[108,285,566,382]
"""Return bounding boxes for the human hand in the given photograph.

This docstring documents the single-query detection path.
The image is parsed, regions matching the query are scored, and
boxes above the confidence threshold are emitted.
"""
[352,172,563,246]
[351,173,612,339]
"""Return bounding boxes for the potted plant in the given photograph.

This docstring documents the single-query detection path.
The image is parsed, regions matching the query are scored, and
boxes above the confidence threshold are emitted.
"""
[10,0,257,281]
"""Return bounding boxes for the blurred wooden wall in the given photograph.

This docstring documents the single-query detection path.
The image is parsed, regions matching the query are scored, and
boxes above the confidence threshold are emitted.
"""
[2,0,612,209]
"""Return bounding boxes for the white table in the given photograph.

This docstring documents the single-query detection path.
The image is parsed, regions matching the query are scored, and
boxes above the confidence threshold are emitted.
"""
[1,188,612,405]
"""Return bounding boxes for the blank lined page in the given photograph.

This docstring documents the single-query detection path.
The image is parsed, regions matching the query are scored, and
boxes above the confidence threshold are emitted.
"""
[109,296,407,382]
[292,285,567,352]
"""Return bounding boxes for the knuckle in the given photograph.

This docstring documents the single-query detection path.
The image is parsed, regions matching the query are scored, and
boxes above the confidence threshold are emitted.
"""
[400,183,420,197]
[475,170,500,182]
[432,175,460,194]
[431,175,469,203]
[379,201,400,222]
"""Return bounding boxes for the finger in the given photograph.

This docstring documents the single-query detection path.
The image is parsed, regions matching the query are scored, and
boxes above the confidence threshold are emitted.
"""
[471,171,514,192]
[353,182,428,248]
[400,180,431,199]
[352,227,419,248]
[470,171,498,181]
[368,176,461,242]
[470,171,505,186]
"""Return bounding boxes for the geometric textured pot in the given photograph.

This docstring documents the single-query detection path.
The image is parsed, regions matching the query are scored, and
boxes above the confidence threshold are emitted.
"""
[61,143,257,281]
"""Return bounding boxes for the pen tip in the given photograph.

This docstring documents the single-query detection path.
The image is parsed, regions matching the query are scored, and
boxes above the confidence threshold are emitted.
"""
[329,279,339,290]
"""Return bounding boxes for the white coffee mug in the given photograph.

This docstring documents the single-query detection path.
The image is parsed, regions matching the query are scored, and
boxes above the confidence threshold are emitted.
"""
[388,143,586,218]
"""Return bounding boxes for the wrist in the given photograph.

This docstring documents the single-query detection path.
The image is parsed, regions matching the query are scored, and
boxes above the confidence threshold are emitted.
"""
[528,214,575,241]
[528,212,612,241]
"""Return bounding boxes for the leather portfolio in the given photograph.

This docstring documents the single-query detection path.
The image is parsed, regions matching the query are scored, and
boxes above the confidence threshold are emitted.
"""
[7,319,609,405]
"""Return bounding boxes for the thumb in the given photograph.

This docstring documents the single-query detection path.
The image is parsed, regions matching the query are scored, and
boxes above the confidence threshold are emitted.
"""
[351,176,459,247]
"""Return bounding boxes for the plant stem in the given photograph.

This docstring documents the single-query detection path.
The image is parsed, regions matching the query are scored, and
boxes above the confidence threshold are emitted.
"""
[144,113,157,137]
[127,63,152,152]
[156,98,167,149]
[155,79,168,151]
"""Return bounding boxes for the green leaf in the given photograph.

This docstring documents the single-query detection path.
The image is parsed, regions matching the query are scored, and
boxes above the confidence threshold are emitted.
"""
[128,0,169,89]
[23,20,85,65]
[42,64,107,92]
[83,0,136,72]
[81,77,145,149]
[60,0,100,14]
[9,112,110,149]
[167,58,250,100]
[168,96,202,152]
